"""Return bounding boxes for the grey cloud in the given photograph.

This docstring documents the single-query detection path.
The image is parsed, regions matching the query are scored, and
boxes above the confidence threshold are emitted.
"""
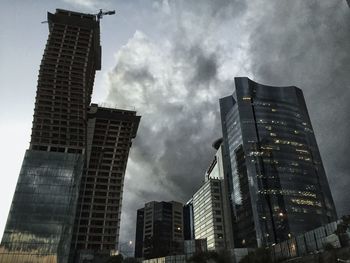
[105,0,350,245]
[106,0,241,242]
[191,49,218,84]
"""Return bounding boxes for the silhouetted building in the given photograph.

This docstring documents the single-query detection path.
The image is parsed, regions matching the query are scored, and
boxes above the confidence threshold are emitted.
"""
[135,201,184,259]
[71,104,140,256]
[0,9,139,263]
[30,9,101,154]
[183,199,194,241]
[135,208,145,258]
[219,77,337,248]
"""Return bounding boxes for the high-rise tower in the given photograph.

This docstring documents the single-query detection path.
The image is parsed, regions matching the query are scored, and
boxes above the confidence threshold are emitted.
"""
[220,77,337,248]
[31,9,101,154]
[190,140,234,251]
[0,9,139,263]
[135,201,184,259]
[71,104,140,256]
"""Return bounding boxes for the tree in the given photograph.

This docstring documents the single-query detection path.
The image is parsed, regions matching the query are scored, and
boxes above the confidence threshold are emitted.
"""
[187,251,218,263]
[239,247,271,263]
[123,258,139,263]
[187,250,231,263]
[104,254,123,263]
[335,215,350,247]
[336,215,350,235]
[324,242,335,251]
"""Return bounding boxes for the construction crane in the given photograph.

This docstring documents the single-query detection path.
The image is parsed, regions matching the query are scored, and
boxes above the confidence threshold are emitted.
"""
[41,9,115,24]
[95,9,116,21]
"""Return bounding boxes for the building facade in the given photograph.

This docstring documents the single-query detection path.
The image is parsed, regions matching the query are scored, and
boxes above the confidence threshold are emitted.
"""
[135,208,145,258]
[135,201,184,259]
[0,9,139,263]
[71,104,140,258]
[0,150,84,263]
[183,239,207,258]
[183,199,195,241]
[192,178,227,251]
[30,9,100,154]
[189,140,234,252]
[219,77,337,248]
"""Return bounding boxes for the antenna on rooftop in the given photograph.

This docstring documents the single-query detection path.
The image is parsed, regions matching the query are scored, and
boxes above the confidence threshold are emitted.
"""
[95,9,116,21]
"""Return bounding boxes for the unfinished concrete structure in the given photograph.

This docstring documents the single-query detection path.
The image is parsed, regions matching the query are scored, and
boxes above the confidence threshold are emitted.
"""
[0,9,139,263]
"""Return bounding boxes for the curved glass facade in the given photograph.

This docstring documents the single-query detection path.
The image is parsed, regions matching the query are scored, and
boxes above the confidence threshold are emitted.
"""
[220,77,337,247]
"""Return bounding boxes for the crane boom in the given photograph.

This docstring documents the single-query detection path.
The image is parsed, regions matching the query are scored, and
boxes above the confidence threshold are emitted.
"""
[96,9,116,21]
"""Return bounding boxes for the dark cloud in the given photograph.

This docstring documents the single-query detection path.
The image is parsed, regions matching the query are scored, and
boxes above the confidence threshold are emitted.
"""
[122,67,155,85]
[192,50,218,84]
[105,0,350,245]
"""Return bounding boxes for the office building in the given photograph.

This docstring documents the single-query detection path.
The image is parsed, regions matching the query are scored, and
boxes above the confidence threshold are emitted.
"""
[219,77,337,248]
[208,139,235,250]
[183,199,194,241]
[135,208,145,258]
[189,140,234,252]
[0,9,139,263]
[192,178,228,251]
[135,201,184,259]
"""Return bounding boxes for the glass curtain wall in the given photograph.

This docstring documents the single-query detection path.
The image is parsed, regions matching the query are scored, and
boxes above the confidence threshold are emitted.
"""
[0,150,83,263]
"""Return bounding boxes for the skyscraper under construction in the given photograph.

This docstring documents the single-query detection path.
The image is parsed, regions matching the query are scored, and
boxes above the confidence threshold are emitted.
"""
[0,9,140,263]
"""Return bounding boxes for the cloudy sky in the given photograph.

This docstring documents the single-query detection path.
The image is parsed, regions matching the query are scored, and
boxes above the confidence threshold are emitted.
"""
[0,0,349,248]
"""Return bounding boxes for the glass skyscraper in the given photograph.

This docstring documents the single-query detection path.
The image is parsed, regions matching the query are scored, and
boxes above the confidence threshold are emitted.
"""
[0,151,84,263]
[220,77,337,248]
[0,9,139,263]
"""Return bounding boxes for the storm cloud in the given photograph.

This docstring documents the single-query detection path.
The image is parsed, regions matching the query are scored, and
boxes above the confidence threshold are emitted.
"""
[104,0,350,244]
